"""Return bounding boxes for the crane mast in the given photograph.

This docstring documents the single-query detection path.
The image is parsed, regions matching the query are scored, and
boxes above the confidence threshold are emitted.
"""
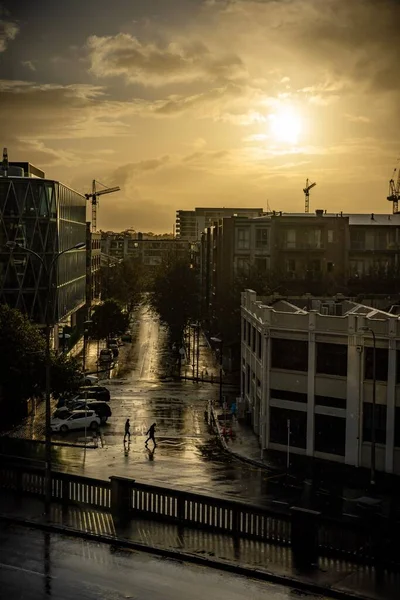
[85,180,120,231]
[387,168,400,214]
[303,178,316,213]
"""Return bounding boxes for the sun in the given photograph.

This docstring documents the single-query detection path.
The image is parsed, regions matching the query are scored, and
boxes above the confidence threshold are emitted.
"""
[269,107,302,145]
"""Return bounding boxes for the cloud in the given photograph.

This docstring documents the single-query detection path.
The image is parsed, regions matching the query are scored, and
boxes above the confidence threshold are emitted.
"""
[108,156,170,187]
[345,114,370,124]
[21,60,36,72]
[86,33,246,86]
[0,17,18,52]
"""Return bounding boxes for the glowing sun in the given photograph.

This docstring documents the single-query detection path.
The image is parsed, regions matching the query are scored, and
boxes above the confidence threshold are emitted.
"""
[269,107,302,144]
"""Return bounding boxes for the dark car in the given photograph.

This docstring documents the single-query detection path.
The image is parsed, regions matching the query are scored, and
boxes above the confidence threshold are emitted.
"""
[70,400,112,423]
[78,386,111,402]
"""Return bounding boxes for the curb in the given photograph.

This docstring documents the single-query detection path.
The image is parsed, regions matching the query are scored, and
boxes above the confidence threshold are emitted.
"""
[0,513,366,600]
[211,408,280,473]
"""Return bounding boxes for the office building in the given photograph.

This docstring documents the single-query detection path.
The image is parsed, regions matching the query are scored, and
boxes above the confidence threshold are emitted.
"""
[0,158,86,345]
[101,232,191,266]
[241,289,400,475]
[176,207,264,241]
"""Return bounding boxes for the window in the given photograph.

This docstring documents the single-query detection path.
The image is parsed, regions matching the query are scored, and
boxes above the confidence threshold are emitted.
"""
[286,259,296,278]
[252,326,256,352]
[247,321,251,345]
[283,229,296,248]
[327,262,334,273]
[270,389,307,403]
[350,260,365,277]
[315,395,346,409]
[314,414,346,456]
[395,408,400,448]
[364,347,388,381]
[363,403,386,444]
[246,365,250,393]
[350,229,365,250]
[257,332,262,359]
[237,228,250,249]
[270,407,307,448]
[255,256,269,272]
[271,339,308,371]
[256,228,269,249]
[242,319,247,341]
[236,257,250,274]
[306,229,322,248]
[308,260,321,277]
[327,230,335,244]
[316,343,348,376]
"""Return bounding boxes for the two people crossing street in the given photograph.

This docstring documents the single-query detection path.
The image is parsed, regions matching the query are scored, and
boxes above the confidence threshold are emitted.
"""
[124,419,157,449]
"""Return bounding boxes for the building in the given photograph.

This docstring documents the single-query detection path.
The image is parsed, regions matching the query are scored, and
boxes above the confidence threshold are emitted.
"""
[101,232,191,266]
[241,289,400,475]
[176,207,264,241]
[0,157,86,347]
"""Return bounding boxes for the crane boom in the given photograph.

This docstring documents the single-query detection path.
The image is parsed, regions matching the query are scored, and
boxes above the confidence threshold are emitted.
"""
[303,178,316,213]
[84,179,120,231]
[387,168,400,214]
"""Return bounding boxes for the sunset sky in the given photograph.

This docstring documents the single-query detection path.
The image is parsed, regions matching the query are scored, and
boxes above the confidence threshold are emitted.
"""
[1,0,399,232]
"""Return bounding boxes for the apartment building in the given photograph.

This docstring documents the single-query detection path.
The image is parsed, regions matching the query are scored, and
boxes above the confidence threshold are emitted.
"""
[101,232,191,267]
[241,289,400,475]
[176,207,264,241]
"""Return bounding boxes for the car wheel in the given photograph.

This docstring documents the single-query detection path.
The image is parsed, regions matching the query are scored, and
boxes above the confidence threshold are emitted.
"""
[90,421,99,430]
[60,425,68,433]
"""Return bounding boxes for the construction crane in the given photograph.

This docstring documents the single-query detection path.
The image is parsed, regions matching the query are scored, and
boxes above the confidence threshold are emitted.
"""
[85,180,120,231]
[387,167,400,214]
[303,178,316,213]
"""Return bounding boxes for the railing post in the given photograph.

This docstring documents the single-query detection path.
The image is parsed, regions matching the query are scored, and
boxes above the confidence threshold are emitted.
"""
[291,506,321,568]
[177,494,185,524]
[62,478,69,506]
[110,476,134,523]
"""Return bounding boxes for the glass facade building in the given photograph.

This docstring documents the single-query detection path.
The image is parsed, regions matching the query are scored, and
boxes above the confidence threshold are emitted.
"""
[0,176,86,325]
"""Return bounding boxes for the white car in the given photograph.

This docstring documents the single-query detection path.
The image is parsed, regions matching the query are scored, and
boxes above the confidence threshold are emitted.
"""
[50,409,100,433]
[79,374,99,386]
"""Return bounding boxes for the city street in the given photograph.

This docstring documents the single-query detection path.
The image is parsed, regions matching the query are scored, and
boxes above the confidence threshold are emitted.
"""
[0,523,331,600]
[7,305,284,506]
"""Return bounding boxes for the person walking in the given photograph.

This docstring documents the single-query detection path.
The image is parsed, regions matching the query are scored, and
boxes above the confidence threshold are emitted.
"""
[124,418,131,443]
[145,422,157,447]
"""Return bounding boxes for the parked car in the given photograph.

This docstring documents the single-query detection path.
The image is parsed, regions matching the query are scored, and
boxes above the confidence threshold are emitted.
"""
[70,400,112,423]
[79,374,99,386]
[77,386,111,402]
[50,410,100,433]
[121,333,132,343]
[99,349,113,364]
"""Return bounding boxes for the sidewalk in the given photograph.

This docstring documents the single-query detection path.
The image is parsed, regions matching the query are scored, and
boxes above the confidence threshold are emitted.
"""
[212,405,400,520]
[0,491,398,600]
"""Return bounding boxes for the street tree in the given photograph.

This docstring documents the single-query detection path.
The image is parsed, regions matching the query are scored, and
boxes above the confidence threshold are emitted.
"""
[90,299,130,341]
[0,305,81,423]
[101,258,146,314]
[148,258,200,343]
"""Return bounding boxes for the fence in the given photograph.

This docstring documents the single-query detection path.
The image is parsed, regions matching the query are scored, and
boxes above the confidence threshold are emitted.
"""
[0,456,399,568]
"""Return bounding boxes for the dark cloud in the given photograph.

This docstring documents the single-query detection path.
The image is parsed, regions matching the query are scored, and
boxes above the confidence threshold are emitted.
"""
[108,156,170,187]
[0,16,18,52]
[87,33,246,86]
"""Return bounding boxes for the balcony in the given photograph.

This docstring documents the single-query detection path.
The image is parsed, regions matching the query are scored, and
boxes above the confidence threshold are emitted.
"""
[281,242,324,250]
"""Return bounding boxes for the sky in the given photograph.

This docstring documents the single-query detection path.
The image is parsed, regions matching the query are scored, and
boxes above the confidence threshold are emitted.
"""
[1,0,400,232]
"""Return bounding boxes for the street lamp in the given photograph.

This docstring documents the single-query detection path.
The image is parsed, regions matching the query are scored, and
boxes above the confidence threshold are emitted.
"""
[210,336,223,408]
[5,239,86,513]
[360,325,376,486]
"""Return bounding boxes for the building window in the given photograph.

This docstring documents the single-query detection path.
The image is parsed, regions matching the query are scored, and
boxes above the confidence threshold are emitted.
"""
[350,229,366,250]
[364,347,388,381]
[327,230,336,244]
[315,395,346,409]
[285,259,296,278]
[350,260,365,277]
[271,339,308,371]
[256,228,269,249]
[246,365,250,394]
[252,326,256,352]
[306,229,322,249]
[270,407,307,449]
[283,229,296,249]
[255,256,269,272]
[363,403,386,444]
[314,414,346,456]
[270,389,307,403]
[236,257,250,273]
[316,343,348,376]
[237,228,250,250]
[257,332,262,359]
[242,319,247,341]
[395,408,400,448]
[327,262,334,273]
[247,321,251,345]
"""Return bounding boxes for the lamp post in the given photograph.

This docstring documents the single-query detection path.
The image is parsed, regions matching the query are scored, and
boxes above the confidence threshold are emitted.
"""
[211,336,223,408]
[360,325,376,486]
[6,240,86,513]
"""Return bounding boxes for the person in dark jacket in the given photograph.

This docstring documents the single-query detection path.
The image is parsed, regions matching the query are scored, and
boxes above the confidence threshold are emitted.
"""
[124,418,131,442]
[145,422,157,447]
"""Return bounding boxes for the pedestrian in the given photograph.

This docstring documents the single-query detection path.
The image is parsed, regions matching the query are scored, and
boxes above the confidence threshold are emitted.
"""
[124,418,131,443]
[145,422,157,447]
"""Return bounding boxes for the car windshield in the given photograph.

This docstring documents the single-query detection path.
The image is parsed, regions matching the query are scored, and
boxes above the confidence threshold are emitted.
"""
[53,409,71,419]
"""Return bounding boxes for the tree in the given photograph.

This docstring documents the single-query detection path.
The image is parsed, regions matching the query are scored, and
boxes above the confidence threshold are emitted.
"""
[101,258,146,314]
[148,258,200,343]
[90,299,130,341]
[0,305,81,422]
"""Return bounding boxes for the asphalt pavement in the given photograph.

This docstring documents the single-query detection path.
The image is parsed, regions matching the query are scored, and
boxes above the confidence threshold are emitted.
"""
[0,523,334,600]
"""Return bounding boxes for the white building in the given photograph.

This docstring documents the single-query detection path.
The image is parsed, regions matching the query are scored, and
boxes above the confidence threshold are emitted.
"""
[241,289,400,475]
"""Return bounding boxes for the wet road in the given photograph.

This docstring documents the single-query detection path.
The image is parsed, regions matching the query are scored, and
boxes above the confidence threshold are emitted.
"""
[7,306,290,506]
[0,523,331,600]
